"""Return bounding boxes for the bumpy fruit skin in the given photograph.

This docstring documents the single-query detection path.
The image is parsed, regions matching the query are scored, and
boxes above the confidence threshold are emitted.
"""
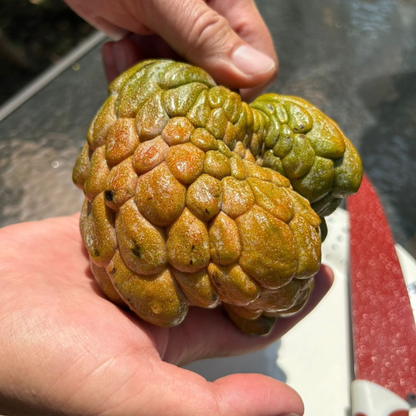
[73,60,362,335]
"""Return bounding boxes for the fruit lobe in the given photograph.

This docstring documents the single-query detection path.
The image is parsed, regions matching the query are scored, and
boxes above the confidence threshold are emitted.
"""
[73,60,362,335]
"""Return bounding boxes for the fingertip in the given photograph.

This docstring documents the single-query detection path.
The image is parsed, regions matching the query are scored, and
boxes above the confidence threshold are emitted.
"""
[240,61,279,102]
[142,0,276,92]
[231,44,276,77]
[113,38,142,74]
[102,38,144,84]
[213,373,304,416]
[199,48,277,94]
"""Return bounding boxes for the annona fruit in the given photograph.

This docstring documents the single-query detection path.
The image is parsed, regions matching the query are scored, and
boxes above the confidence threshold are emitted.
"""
[73,59,362,335]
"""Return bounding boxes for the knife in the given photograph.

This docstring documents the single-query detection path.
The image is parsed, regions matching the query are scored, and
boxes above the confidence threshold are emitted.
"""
[347,174,416,416]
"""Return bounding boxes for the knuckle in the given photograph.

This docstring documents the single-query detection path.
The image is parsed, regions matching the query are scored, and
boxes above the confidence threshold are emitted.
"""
[186,10,233,57]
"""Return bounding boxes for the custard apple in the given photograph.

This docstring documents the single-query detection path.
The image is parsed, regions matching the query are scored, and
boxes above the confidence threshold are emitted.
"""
[73,60,362,335]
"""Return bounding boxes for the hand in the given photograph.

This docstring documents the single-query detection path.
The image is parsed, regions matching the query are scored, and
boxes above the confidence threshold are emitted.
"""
[63,0,278,101]
[0,214,333,416]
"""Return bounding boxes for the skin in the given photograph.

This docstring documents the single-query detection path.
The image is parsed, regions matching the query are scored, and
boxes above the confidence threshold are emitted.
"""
[0,214,333,415]
[0,3,332,414]
[63,0,279,100]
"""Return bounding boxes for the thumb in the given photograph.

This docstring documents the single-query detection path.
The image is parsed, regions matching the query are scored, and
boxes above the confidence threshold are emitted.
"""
[212,373,304,416]
[106,358,303,416]
[138,0,277,89]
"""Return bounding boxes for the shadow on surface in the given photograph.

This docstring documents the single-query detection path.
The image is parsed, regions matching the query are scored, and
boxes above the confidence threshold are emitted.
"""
[184,340,286,383]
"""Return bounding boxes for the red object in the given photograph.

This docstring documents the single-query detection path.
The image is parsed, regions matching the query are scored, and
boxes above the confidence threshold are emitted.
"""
[347,174,416,400]
[356,412,409,416]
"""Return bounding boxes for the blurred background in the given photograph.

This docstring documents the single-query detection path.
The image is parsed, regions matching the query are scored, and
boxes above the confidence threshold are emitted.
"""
[0,0,94,105]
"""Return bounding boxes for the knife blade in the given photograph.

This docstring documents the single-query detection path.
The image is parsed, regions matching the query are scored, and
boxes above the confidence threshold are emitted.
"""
[347,174,416,415]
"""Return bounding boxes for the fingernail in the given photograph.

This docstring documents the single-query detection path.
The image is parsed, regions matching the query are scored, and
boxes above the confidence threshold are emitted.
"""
[277,413,301,416]
[106,28,129,42]
[231,45,275,76]
[91,15,128,41]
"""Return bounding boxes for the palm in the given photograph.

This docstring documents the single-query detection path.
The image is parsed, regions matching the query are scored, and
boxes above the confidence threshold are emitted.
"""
[0,215,332,416]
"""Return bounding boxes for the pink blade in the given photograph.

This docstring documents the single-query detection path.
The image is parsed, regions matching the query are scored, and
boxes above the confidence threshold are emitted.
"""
[347,174,416,399]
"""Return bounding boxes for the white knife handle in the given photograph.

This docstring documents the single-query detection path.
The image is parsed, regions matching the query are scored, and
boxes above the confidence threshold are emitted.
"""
[351,380,411,416]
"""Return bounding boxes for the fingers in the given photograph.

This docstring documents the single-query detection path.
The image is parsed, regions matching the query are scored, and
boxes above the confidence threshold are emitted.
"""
[62,0,149,39]
[213,373,303,416]
[102,38,142,84]
[91,356,303,416]
[211,0,275,55]
[69,0,278,96]
[87,16,129,41]
[207,0,279,100]
[134,0,276,90]
[163,265,334,365]
[102,34,182,83]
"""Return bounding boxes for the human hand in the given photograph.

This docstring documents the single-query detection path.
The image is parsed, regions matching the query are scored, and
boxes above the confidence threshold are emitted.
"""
[0,214,332,416]
[64,0,278,101]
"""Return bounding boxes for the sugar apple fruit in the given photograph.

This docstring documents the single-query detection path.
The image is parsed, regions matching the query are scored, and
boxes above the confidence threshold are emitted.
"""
[73,59,362,335]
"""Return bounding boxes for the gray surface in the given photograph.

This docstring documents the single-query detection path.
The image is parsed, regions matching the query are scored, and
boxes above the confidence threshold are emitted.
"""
[0,42,106,225]
[1,0,416,258]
